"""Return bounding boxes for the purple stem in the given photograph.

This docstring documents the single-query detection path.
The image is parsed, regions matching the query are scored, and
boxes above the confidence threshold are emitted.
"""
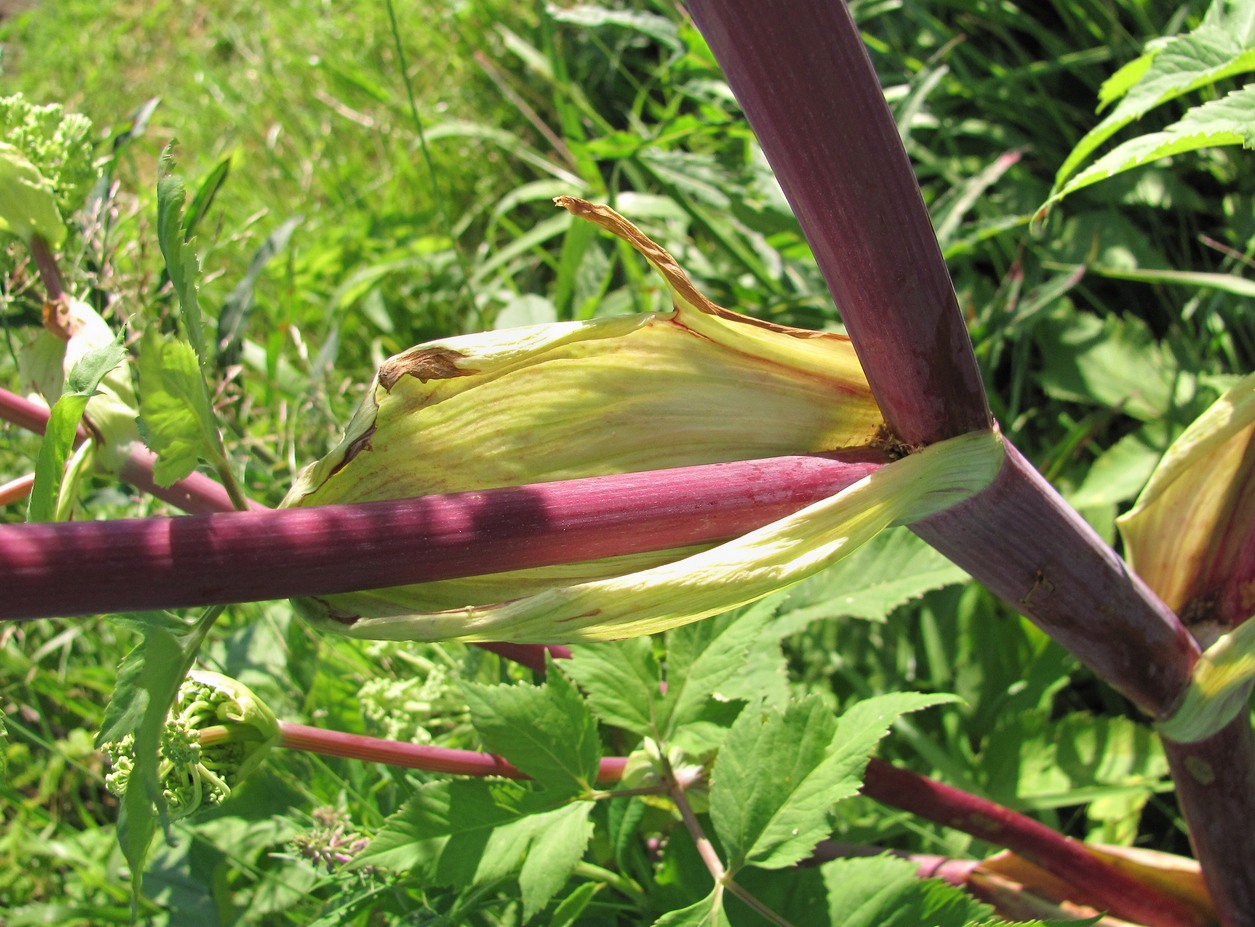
[1163,716,1255,927]
[0,451,884,620]
[913,446,1199,720]
[685,0,991,448]
[861,758,1207,927]
[1,386,252,515]
[277,720,627,782]
[1,385,561,667]
[682,5,1255,920]
[28,234,65,304]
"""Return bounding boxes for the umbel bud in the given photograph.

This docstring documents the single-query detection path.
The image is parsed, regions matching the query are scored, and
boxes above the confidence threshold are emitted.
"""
[283,199,1002,643]
[102,670,280,819]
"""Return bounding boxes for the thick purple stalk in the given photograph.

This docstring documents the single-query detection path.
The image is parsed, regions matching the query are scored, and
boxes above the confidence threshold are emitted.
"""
[862,758,1206,927]
[914,446,1199,719]
[1163,716,1255,927]
[685,0,990,447]
[0,451,883,620]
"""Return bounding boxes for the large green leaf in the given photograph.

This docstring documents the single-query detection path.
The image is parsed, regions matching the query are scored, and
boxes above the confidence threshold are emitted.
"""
[356,777,592,915]
[462,663,601,793]
[1055,0,1255,188]
[563,637,660,739]
[821,856,988,927]
[1035,308,1198,422]
[1051,85,1255,207]
[709,692,956,873]
[0,142,65,245]
[137,332,221,487]
[770,527,969,633]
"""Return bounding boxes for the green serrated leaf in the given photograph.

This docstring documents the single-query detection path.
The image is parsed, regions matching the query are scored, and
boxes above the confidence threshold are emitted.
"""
[27,339,126,523]
[711,693,957,873]
[564,637,660,738]
[661,603,776,740]
[462,662,601,792]
[356,777,586,906]
[1053,85,1255,206]
[156,144,208,362]
[1055,10,1255,188]
[651,890,730,927]
[99,606,222,913]
[709,697,836,872]
[518,801,595,919]
[137,332,220,486]
[104,626,186,907]
[821,856,990,927]
[356,779,527,874]
[772,527,969,633]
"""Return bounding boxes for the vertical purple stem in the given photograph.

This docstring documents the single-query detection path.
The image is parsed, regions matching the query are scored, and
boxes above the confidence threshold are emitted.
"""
[1163,717,1255,927]
[685,0,990,448]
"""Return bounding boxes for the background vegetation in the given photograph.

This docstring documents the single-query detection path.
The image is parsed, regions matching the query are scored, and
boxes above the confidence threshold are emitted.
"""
[0,0,1251,923]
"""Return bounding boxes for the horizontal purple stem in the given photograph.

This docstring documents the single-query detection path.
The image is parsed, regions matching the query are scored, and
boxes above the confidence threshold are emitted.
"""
[1,450,884,620]
[277,720,627,782]
[1,386,250,515]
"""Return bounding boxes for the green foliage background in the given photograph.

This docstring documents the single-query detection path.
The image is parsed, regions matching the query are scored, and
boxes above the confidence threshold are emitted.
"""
[0,0,1251,923]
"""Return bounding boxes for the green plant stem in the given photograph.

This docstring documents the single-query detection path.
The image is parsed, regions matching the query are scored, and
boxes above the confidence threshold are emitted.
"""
[206,448,251,513]
[571,861,648,907]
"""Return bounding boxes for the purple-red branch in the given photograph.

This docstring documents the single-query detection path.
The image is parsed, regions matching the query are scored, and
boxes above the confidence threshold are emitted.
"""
[685,0,991,448]
[276,717,1201,927]
[1,386,250,515]
[682,3,1250,921]
[0,450,884,621]
[277,720,627,783]
[861,758,1206,927]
